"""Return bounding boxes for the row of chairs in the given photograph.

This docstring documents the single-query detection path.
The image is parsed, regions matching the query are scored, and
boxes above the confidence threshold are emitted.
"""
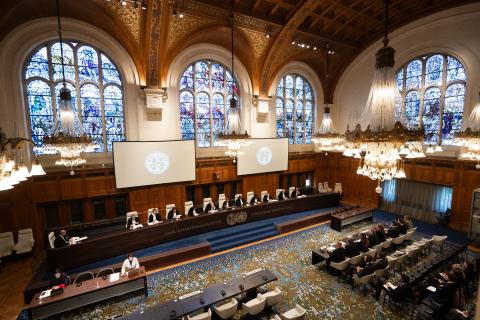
[318,182,342,194]
[0,229,35,261]
[72,267,116,284]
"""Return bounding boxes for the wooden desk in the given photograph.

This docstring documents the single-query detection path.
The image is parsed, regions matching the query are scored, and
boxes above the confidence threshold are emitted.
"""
[330,207,374,231]
[47,193,340,270]
[121,268,277,320]
[25,266,147,320]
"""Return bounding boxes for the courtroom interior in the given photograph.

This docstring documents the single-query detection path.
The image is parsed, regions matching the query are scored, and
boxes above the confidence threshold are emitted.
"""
[1,0,480,319]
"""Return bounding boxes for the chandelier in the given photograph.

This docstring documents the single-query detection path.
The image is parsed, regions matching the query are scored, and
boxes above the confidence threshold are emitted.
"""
[0,128,46,191]
[312,46,344,154]
[40,0,97,174]
[455,92,480,168]
[217,14,251,163]
[342,0,424,194]
[105,0,147,9]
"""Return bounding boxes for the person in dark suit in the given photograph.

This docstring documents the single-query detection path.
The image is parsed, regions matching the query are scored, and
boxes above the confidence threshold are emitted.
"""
[387,225,400,238]
[154,209,162,222]
[221,198,228,210]
[434,272,457,305]
[167,207,181,219]
[398,220,408,235]
[204,202,215,213]
[357,233,369,252]
[49,268,70,289]
[277,190,285,200]
[235,195,245,207]
[54,229,69,248]
[262,192,270,203]
[368,229,379,247]
[326,242,346,266]
[376,224,387,243]
[375,272,410,301]
[345,237,360,258]
[355,256,375,277]
[249,194,258,205]
[373,252,388,270]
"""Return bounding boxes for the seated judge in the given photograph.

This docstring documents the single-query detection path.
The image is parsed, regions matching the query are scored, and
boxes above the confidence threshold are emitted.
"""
[262,192,270,203]
[186,205,196,216]
[249,194,259,205]
[235,194,245,207]
[345,237,360,258]
[277,190,285,200]
[121,253,140,276]
[326,242,345,266]
[54,229,69,248]
[49,268,70,289]
[204,200,216,213]
[167,207,181,220]
[290,187,301,198]
[220,198,229,210]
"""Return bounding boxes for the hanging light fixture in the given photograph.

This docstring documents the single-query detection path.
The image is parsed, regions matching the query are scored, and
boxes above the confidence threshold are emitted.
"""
[343,0,424,194]
[313,45,344,154]
[0,127,46,192]
[455,91,480,168]
[41,0,97,175]
[217,14,251,163]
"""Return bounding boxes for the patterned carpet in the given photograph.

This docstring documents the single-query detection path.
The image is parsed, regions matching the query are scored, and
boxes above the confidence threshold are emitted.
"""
[19,221,474,320]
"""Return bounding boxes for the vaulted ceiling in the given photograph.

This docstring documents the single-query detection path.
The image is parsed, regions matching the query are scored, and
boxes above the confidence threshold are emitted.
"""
[0,0,477,100]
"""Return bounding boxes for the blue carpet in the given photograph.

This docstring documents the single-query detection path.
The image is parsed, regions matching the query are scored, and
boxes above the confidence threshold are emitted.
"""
[373,209,470,245]
[68,206,337,274]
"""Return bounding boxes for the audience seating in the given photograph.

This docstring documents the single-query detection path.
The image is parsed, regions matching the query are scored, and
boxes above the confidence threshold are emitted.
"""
[281,304,306,320]
[374,266,389,280]
[333,183,343,195]
[270,315,282,320]
[96,268,115,278]
[323,182,332,192]
[348,254,363,266]
[353,273,375,296]
[382,238,393,251]
[187,308,211,320]
[0,232,14,259]
[73,271,94,284]
[431,235,447,251]
[13,228,34,255]
[242,293,266,316]
[264,287,282,307]
[318,183,327,193]
[392,234,405,247]
[47,231,56,249]
[406,246,420,266]
[395,253,408,272]
[387,256,398,275]
[365,249,377,259]
[213,298,237,319]
[185,201,198,216]
[404,230,415,243]
[330,259,350,282]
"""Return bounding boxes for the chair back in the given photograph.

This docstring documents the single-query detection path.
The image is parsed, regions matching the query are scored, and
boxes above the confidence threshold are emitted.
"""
[275,189,284,199]
[333,183,343,194]
[260,191,268,200]
[392,236,404,245]
[246,191,254,204]
[357,273,374,285]
[365,249,377,259]
[0,232,14,258]
[382,238,393,249]
[96,268,114,278]
[234,194,242,201]
[373,244,383,254]
[265,287,282,306]
[213,298,237,319]
[288,187,296,197]
[348,254,363,265]
[48,231,56,249]
[166,204,176,219]
[323,181,331,191]
[318,182,326,193]
[125,211,138,228]
[218,194,226,209]
[74,271,94,284]
[202,198,212,211]
[404,230,415,241]
[330,259,350,271]
[187,308,212,320]
[185,201,194,216]
[374,267,388,279]
[18,228,34,243]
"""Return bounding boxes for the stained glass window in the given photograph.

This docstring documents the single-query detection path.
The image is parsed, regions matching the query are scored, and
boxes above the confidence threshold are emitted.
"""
[23,40,125,153]
[395,54,466,145]
[179,60,239,148]
[276,74,314,144]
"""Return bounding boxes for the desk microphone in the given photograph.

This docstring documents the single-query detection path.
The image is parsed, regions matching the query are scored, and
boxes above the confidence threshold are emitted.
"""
[221,290,226,296]
[239,284,244,291]
[200,298,205,304]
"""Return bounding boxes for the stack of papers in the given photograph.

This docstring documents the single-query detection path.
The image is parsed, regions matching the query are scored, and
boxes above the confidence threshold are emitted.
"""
[109,273,120,282]
[39,290,52,299]
[427,286,437,292]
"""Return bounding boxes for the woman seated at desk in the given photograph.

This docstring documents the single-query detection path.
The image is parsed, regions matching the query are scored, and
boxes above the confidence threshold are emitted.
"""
[121,253,140,276]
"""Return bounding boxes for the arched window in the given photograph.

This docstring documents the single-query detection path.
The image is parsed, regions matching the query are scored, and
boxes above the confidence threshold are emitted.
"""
[395,54,466,145]
[179,60,239,148]
[24,41,125,153]
[275,74,314,144]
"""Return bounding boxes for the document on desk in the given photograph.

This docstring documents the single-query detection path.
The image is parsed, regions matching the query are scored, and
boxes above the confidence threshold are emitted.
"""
[39,290,52,299]
[109,273,120,282]
[427,286,437,292]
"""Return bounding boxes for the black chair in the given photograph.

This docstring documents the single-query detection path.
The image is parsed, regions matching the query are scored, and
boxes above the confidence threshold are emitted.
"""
[74,271,95,284]
[96,268,115,279]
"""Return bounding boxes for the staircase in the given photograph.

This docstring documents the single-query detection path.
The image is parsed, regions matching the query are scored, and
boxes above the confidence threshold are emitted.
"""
[207,223,279,253]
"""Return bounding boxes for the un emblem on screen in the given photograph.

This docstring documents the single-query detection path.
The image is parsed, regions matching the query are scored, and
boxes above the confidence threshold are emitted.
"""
[144,152,170,175]
[256,147,273,166]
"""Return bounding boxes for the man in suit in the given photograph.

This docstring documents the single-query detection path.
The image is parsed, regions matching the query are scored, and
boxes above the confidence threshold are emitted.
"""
[368,228,379,247]
[262,192,270,203]
[290,187,301,198]
[326,242,345,266]
[387,225,400,238]
[204,201,215,213]
[235,195,245,207]
[277,190,285,200]
[376,224,387,243]
[355,255,375,277]
[373,252,388,270]
[221,198,228,210]
[54,229,69,248]
[249,194,258,205]
[167,207,181,219]
[344,237,360,258]
[186,206,196,216]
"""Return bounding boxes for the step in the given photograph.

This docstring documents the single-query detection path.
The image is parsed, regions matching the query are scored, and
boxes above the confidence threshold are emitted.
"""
[208,225,277,246]
[210,230,279,253]
[206,222,274,242]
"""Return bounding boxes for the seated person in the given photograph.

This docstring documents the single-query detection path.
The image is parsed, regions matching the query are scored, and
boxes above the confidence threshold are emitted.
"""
[235,195,245,207]
[204,201,216,213]
[344,237,360,258]
[277,190,285,200]
[54,229,69,248]
[167,207,181,219]
[398,220,408,235]
[368,228,379,247]
[382,272,410,302]
[404,215,414,229]
[121,253,140,276]
[373,252,388,270]
[357,233,369,253]
[154,208,162,222]
[376,224,387,242]
[262,192,270,203]
[49,268,70,289]
[433,272,457,307]
[186,205,196,216]
[326,242,345,266]
[249,194,259,205]
[220,198,229,210]
[347,255,374,281]
[386,224,400,238]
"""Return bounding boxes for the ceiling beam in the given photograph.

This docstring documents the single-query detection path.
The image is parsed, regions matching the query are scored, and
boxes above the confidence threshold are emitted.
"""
[324,0,383,24]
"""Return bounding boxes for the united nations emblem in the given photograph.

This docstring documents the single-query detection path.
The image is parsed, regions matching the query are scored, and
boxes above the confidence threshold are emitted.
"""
[256,147,273,166]
[236,211,247,223]
[144,151,169,175]
[226,213,237,226]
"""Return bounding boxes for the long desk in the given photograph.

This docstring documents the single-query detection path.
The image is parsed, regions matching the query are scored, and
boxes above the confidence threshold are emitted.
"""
[47,193,340,270]
[25,266,147,320]
[330,207,374,231]
[121,268,277,320]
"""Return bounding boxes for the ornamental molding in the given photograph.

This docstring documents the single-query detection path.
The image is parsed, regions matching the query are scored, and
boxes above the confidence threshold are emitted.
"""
[104,2,142,43]
[167,13,216,49]
[238,27,270,59]
[149,0,162,86]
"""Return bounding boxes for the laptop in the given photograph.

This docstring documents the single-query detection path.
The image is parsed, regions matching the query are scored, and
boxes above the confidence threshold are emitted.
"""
[128,268,141,278]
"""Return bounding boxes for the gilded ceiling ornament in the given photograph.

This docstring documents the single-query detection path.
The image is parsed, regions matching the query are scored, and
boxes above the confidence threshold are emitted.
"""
[104,1,142,43]
[149,0,162,86]
[238,27,269,59]
[167,13,215,49]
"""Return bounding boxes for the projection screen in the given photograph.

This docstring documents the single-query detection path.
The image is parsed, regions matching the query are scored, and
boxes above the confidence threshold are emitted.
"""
[237,138,288,175]
[113,140,196,188]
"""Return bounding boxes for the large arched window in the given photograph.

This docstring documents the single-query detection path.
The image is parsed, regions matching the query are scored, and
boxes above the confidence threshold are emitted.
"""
[395,54,466,145]
[24,41,125,153]
[275,74,314,144]
[179,60,239,148]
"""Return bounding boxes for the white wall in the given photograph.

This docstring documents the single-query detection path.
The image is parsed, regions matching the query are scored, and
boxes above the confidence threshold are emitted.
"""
[335,3,480,135]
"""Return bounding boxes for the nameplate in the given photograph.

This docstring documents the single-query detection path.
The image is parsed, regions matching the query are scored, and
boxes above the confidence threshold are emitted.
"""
[245,268,262,276]
[179,290,202,300]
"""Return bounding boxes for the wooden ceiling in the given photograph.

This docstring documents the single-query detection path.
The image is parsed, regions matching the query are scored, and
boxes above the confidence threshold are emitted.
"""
[0,0,477,99]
